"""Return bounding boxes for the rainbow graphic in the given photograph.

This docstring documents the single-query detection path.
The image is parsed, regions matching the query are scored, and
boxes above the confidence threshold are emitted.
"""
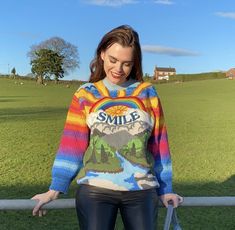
[90,96,147,114]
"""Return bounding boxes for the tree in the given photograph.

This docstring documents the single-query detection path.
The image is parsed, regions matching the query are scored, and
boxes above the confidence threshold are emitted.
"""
[130,143,136,157]
[11,67,16,79]
[100,144,108,163]
[143,73,153,82]
[90,148,98,164]
[28,37,79,76]
[31,49,64,84]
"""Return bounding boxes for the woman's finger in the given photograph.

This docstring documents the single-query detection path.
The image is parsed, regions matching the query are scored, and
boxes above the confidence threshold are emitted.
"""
[162,199,169,207]
[173,195,183,207]
[178,196,184,203]
[32,201,44,216]
[42,210,47,216]
[39,210,43,217]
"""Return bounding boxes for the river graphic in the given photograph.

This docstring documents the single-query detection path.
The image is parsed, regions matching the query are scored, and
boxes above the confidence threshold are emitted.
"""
[77,151,158,190]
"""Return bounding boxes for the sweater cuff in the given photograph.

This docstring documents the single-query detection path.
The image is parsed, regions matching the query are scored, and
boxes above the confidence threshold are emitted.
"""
[49,177,71,194]
[157,184,173,196]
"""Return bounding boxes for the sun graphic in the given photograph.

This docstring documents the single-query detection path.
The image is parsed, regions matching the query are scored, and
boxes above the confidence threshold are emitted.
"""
[105,105,128,116]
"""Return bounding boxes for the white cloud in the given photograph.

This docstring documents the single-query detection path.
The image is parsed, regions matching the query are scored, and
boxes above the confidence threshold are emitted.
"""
[215,12,235,19]
[154,0,174,5]
[18,32,40,39]
[84,0,138,7]
[0,31,40,41]
[142,45,200,57]
[83,0,175,7]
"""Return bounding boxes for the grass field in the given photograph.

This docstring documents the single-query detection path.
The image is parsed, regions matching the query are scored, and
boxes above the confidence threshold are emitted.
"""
[0,77,235,229]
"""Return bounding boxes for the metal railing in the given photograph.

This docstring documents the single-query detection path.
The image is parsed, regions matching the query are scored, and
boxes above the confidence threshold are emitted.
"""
[0,197,235,210]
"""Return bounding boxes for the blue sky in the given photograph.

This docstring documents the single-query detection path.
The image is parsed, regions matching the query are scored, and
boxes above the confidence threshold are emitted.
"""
[1,0,235,81]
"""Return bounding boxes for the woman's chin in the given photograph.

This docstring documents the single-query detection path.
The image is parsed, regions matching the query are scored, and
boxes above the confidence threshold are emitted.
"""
[108,76,126,85]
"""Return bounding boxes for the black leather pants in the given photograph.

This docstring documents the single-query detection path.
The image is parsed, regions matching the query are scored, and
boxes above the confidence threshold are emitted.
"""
[75,184,159,230]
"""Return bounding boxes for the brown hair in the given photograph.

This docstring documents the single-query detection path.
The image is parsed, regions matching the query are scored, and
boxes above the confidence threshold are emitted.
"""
[89,25,143,83]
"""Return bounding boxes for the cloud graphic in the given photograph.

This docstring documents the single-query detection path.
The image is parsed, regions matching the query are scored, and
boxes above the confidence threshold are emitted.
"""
[141,45,200,57]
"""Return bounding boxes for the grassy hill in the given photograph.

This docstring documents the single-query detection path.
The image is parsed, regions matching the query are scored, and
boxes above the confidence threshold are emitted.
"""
[0,77,235,229]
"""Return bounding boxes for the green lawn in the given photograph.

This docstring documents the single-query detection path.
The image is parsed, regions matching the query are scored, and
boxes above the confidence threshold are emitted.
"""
[0,77,235,229]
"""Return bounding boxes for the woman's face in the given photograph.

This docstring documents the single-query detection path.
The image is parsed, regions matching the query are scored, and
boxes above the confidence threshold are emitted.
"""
[101,43,134,85]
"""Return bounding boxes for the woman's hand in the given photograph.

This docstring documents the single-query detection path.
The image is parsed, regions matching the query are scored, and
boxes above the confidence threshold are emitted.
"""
[31,190,60,217]
[160,193,183,208]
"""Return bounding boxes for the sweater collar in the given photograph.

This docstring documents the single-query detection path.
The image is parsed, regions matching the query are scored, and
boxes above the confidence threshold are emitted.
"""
[102,77,138,91]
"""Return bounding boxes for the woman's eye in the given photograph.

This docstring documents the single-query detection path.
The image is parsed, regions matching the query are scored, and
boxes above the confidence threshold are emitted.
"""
[124,63,132,67]
[110,59,116,63]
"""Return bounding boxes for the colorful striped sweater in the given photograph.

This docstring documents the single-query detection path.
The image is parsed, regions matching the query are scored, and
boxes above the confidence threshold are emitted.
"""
[49,79,173,195]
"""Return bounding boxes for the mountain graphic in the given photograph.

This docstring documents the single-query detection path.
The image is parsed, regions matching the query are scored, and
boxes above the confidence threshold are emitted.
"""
[91,120,152,136]
[92,128,106,137]
[102,130,133,149]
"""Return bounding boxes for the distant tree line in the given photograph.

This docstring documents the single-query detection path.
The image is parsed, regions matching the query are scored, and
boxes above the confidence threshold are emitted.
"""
[166,72,226,83]
[143,72,226,84]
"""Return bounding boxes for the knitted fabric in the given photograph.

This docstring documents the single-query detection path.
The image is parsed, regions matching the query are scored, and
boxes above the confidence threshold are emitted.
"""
[49,79,172,195]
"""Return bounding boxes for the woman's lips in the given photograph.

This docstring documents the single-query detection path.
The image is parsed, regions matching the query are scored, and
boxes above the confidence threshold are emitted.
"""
[111,72,123,78]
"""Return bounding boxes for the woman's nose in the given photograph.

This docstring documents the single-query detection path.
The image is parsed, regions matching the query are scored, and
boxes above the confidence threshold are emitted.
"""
[116,63,123,72]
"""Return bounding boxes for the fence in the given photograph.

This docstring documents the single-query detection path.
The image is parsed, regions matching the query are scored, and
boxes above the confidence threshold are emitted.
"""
[0,197,235,210]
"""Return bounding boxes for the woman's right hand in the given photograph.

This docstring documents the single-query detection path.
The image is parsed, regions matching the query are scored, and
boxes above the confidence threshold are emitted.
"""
[31,190,60,217]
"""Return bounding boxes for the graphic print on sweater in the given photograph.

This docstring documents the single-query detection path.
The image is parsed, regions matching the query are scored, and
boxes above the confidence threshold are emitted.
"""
[77,96,159,191]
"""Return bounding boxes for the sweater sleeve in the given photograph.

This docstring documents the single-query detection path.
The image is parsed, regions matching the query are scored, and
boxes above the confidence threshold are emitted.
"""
[147,86,173,195]
[49,92,89,194]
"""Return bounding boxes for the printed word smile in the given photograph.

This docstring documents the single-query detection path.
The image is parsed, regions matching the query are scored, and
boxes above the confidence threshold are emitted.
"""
[96,111,140,125]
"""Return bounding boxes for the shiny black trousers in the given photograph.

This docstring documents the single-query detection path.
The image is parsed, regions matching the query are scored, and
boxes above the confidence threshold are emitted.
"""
[75,185,159,230]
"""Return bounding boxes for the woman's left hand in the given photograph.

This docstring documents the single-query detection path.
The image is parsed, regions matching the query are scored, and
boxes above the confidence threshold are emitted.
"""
[160,193,183,208]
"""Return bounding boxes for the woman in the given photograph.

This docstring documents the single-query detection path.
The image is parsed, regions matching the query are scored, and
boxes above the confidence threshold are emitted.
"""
[32,25,183,230]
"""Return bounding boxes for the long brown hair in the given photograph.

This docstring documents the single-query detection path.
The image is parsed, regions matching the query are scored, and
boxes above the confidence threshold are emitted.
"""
[89,25,143,83]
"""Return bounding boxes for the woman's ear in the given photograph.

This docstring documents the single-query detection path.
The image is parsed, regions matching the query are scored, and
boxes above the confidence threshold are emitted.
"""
[101,51,105,61]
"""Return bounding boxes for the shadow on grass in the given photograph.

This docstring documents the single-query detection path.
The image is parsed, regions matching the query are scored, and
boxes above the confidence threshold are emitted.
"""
[0,176,235,230]
[0,96,32,103]
[0,107,68,122]
[0,99,23,103]
[0,184,80,230]
[0,96,30,98]
[1,175,234,200]
[174,174,235,196]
